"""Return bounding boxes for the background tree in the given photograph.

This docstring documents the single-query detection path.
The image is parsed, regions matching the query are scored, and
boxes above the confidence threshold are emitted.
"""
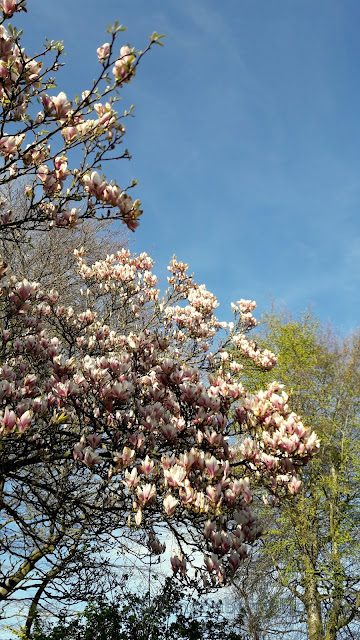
[231,549,304,640]
[28,576,245,640]
[232,311,360,640]
[0,180,129,306]
[0,452,154,636]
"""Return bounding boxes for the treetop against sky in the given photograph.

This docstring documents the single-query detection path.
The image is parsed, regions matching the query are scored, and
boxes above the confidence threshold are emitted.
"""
[11,0,360,332]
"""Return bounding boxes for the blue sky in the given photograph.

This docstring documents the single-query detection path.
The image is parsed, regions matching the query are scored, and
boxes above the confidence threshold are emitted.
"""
[16,0,360,333]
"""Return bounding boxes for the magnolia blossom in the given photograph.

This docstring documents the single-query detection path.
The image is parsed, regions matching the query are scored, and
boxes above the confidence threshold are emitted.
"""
[81,172,142,230]
[163,494,179,516]
[112,46,136,84]
[164,464,186,487]
[0,0,25,18]
[42,91,72,121]
[0,134,25,157]
[0,247,320,584]
[83,447,102,466]
[171,552,186,576]
[136,483,156,506]
[97,42,110,63]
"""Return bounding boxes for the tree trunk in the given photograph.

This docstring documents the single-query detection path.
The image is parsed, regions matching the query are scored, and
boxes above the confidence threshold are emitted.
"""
[325,463,342,640]
[304,555,325,640]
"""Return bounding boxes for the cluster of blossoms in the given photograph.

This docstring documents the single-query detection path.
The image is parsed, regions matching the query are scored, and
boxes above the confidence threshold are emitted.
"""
[229,299,276,368]
[62,101,125,143]
[74,247,158,308]
[0,249,320,585]
[81,171,142,232]
[0,3,41,121]
[233,333,277,370]
[0,2,154,234]
[111,45,136,84]
[96,42,136,85]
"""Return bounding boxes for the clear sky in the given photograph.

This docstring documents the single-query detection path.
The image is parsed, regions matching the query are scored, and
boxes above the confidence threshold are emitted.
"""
[15,0,360,333]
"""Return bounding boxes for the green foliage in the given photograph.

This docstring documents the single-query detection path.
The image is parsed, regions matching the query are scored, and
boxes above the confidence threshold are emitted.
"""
[234,309,360,639]
[150,32,166,46]
[30,577,244,640]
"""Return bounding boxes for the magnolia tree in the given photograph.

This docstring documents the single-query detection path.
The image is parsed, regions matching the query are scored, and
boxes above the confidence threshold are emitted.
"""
[0,0,320,603]
[1,247,320,589]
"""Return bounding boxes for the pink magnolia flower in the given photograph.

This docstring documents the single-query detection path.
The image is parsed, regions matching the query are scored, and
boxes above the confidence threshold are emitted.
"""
[73,443,84,462]
[18,409,32,431]
[112,46,136,84]
[288,476,302,495]
[106,380,134,402]
[228,550,241,573]
[161,422,177,440]
[205,455,220,478]
[0,134,25,158]
[1,0,20,17]
[97,42,110,63]
[305,431,321,453]
[142,454,155,476]
[88,433,102,449]
[136,483,156,506]
[51,92,72,120]
[163,464,186,488]
[2,407,16,431]
[163,494,178,516]
[204,553,220,573]
[171,552,186,576]
[179,479,194,505]
[124,467,139,489]
[206,483,222,504]
[204,520,216,539]
[114,446,135,468]
[16,279,32,301]
[161,454,175,470]
[82,171,106,198]
[83,447,102,466]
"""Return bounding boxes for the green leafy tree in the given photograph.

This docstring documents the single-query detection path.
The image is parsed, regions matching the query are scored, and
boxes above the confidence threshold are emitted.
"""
[234,312,360,640]
[29,577,244,640]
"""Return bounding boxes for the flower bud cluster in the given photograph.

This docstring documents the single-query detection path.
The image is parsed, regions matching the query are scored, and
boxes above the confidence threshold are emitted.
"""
[112,46,136,85]
[82,172,142,231]
[0,19,40,117]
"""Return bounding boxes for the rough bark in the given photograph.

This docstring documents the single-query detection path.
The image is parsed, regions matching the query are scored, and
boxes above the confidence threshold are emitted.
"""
[303,553,325,640]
